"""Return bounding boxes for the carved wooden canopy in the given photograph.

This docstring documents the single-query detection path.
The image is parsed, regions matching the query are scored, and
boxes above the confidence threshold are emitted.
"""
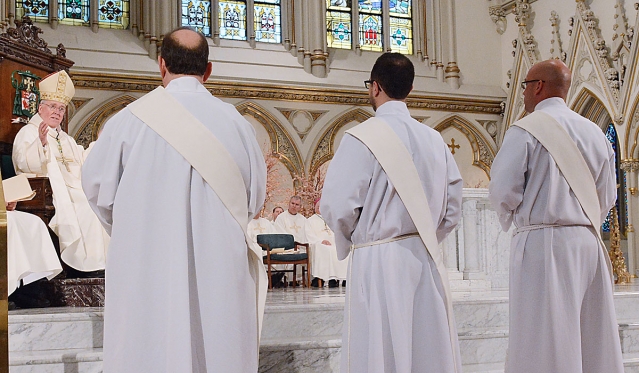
[0,16,73,72]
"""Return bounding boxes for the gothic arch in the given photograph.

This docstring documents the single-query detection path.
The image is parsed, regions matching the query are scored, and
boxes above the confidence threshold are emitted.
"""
[625,95,639,159]
[309,108,373,177]
[570,87,613,130]
[433,115,496,178]
[235,101,303,177]
[74,95,137,148]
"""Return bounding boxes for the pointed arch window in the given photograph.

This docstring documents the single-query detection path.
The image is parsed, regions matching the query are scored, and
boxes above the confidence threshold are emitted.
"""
[326,0,413,54]
[254,0,281,43]
[182,0,212,36]
[218,1,247,40]
[98,0,130,29]
[58,0,90,26]
[16,0,50,23]
[602,123,628,233]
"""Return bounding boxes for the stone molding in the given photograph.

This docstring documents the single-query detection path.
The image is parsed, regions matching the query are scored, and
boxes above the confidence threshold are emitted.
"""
[71,72,504,115]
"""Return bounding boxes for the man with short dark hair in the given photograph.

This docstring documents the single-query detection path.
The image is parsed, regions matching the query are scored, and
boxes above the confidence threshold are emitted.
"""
[322,52,463,372]
[82,27,266,372]
[271,206,284,222]
[490,59,624,373]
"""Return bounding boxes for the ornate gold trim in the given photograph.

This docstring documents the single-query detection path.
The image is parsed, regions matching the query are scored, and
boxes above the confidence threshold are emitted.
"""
[434,116,496,179]
[70,72,504,115]
[309,108,373,176]
[235,102,303,177]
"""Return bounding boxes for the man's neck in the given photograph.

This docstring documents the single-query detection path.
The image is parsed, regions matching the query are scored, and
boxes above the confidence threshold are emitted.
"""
[288,210,297,216]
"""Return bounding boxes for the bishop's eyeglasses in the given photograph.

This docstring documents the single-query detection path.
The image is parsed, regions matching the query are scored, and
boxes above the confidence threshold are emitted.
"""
[41,103,66,113]
[364,80,374,89]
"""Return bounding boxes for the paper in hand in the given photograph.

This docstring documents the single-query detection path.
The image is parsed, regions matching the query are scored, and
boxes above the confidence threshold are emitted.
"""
[2,174,36,202]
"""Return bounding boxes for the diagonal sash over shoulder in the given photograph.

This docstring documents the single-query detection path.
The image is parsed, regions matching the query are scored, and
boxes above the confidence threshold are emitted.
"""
[346,118,459,373]
[127,87,268,344]
[512,110,613,281]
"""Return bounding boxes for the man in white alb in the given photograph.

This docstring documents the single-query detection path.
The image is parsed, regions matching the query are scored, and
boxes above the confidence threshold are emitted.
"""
[273,196,307,243]
[82,27,266,372]
[6,200,62,303]
[305,199,347,287]
[322,53,463,373]
[12,70,108,275]
[489,59,623,373]
[248,213,274,244]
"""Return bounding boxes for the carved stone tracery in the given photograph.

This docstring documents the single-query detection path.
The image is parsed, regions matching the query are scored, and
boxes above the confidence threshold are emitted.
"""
[434,116,496,177]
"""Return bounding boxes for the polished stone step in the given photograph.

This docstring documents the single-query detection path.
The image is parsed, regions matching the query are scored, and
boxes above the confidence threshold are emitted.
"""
[7,286,639,372]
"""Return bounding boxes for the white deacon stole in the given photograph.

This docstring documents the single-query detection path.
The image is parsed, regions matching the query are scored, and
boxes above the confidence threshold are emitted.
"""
[513,110,614,282]
[346,118,459,373]
[127,87,268,346]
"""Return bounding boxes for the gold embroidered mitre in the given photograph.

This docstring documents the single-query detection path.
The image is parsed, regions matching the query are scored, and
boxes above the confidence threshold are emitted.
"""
[39,70,75,105]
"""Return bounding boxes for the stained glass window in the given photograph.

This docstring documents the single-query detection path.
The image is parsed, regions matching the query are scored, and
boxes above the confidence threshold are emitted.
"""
[182,0,211,36]
[219,1,247,41]
[98,0,129,29]
[326,0,352,50]
[254,0,281,43]
[328,0,413,54]
[389,0,412,54]
[58,0,89,26]
[359,14,382,52]
[16,0,49,23]
[602,123,627,233]
[358,0,381,14]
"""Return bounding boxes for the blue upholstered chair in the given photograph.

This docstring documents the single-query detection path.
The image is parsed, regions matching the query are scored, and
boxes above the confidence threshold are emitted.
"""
[258,233,311,289]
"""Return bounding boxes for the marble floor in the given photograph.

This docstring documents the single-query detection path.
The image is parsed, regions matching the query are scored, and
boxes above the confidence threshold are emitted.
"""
[7,284,639,372]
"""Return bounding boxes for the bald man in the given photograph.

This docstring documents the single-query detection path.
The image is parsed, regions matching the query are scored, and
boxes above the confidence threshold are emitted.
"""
[489,59,623,373]
[83,27,266,372]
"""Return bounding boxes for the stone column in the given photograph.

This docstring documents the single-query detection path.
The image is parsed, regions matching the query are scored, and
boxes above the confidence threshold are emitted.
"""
[50,0,58,29]
[444,0,460,89]
[433,0,444,81]
[622,159,639,276]
[247,0,256,48]
[130,0,138,37]
[157,0,172,49]
[462,199,484,280]
[309,0,327,78]
[148,0,157,60]
[91,0,99,32]
[8,0,15,27]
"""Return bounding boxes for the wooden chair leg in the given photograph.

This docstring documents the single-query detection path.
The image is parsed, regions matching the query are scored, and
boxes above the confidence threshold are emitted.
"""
[293,265,297,287]
[267,264,273,290]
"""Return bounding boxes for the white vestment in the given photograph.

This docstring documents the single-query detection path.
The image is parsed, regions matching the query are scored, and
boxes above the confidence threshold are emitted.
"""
[82,77,266,373]
[12,114,109,271]
[489,97,623,373]
[7,210,62,295]
[304,214,347,281]
[247,217,274,243]
[273,210,307,243]
[322,101,463,373]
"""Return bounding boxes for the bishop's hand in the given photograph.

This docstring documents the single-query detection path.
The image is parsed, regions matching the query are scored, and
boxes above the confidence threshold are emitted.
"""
[38,121,48,147]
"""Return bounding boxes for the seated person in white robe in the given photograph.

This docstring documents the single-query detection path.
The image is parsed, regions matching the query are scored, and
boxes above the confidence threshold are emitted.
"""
[305,199,347,288]
[273,196,307,243]
[12,70,109,275]
[270,206,284,223]
[273,196,308,283]
[247,214,275,244]
[6,201,62,307]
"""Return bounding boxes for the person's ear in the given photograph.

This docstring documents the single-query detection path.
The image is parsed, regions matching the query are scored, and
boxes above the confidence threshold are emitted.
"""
[158,57,167,79]
[202,62,213,82]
